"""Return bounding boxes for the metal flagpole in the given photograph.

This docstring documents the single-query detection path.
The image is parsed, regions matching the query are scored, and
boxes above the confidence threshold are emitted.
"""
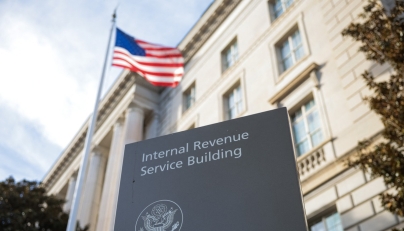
[66,10,117,231]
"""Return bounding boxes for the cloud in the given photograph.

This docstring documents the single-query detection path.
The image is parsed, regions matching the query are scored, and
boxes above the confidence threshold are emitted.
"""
[0,102,61,181]
[117,0,214,45]
[0,0,213,181]
[0,0,101,147]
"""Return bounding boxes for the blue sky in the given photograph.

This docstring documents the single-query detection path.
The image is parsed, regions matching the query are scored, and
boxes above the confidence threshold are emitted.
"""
[0,0,213,181]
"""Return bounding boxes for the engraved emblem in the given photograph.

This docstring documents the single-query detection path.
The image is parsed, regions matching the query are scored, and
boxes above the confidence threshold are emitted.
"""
[136,200,183,231]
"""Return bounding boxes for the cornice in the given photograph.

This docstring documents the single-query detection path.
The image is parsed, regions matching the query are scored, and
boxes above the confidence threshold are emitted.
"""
[268,62,319,104]
[42,72,136,190]
[180,0,242,63]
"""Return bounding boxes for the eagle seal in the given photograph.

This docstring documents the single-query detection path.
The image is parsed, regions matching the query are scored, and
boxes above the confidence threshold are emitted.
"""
[136,200,183,231]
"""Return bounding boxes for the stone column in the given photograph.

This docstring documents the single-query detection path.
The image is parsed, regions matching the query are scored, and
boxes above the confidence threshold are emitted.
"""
[96,104,144,231]
[77,147,108,230]
[148,113,159,139]
[63,174,77,213]
[124,104,144,143]
[95,118,125,231]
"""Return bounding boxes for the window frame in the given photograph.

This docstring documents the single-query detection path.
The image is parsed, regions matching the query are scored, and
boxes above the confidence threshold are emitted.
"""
[183,82,196,112]
[308,207,344,231]
[278,71,331,157]
[278,29,305,74]
[225,84,244,120]
[219,73,247,121]
[272,67,333,159]
[221,37,239,72]
[290,97,324,157]
[269,0,295,19]
[268,15,311,81]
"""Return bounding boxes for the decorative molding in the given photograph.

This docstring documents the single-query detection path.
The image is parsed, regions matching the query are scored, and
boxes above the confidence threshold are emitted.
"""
[268,62,318,104]
[93,146,109,157]
[181,0,242,63]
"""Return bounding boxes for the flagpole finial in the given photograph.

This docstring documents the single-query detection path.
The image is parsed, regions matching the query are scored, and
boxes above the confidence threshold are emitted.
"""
[112,11,116,21]
[112,4,119,22]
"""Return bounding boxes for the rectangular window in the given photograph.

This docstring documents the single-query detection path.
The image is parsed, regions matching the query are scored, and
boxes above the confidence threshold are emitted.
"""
[183,84,195,111]
[273,0,294,18]
[222,38,239,71]
[279,30,304,73]
[291,99,323,156]
[310,212,343,231]
[225,84,243,120]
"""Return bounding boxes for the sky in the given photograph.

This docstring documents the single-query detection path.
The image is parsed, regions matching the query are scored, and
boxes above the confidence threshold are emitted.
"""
[0,0,213,181]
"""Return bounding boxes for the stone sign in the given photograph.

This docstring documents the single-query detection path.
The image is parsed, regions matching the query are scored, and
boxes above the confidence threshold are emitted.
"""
[114,108,308,230]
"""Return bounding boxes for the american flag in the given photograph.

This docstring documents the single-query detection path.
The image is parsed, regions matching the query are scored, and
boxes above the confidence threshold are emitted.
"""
[112,28,184,87]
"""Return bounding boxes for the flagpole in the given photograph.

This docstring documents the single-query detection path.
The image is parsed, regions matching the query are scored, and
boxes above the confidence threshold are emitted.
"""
[66,10,116,231]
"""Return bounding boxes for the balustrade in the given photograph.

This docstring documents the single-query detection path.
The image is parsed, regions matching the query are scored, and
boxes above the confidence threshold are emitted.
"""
[297,146,327,181]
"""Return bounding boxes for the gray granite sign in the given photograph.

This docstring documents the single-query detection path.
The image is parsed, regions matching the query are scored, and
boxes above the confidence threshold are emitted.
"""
[114,108,308,230]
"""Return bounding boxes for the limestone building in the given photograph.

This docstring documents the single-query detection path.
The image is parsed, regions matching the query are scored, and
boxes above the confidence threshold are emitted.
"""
[43,0,403,230]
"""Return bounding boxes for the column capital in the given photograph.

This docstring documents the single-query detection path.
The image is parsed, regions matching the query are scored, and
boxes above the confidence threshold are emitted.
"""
[71,171,78,179]
[92,146,108,157]
[112,116,125,130]
[127,102,144,115]
[116,116,125,124]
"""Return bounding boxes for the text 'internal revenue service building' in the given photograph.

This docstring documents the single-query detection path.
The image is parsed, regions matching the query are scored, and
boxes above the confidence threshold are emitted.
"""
[114,108,308,231]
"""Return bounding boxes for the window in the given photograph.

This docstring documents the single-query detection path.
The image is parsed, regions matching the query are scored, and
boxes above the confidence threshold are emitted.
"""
[183,84,195,111]
[380,0,395,13]
[221,38,239,71]
[279,30,305,73]
[224,84,243,120]
[310,212,343,231]
[291,99,323,156]
[272,0,294,18]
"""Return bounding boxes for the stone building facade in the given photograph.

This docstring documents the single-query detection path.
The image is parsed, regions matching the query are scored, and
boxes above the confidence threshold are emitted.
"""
[43,0,403,230]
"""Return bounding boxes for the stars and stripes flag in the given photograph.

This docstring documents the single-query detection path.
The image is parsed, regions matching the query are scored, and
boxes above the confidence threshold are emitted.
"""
[112,28,184,87]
